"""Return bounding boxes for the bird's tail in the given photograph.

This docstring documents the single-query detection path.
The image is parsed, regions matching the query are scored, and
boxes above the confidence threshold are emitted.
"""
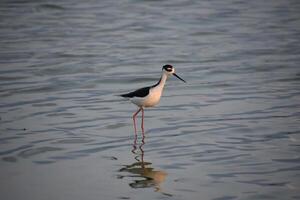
[120,93,130,98]
[115,93,130,99]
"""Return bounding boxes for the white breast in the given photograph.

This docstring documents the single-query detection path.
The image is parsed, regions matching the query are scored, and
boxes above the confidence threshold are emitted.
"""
[130,72,168,108]
[131,87,163,108]
[143,87,163,107]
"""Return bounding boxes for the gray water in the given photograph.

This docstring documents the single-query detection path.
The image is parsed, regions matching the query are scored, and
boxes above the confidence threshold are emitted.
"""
[1,0,300,199]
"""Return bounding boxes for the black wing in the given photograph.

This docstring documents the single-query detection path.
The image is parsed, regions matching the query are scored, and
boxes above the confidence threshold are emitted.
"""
[120,87,150,98]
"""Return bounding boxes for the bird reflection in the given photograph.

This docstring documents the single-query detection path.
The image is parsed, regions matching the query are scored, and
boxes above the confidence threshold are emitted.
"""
[119,134,169,194]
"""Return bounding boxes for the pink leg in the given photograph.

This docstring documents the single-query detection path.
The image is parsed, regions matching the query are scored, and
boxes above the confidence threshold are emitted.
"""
[139,134,145,167]
[131,134,138,154]
[141,107,145,133]
[133,107,142,134]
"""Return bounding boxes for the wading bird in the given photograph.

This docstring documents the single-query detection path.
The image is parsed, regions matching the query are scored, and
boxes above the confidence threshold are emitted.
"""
[120,65,186,133]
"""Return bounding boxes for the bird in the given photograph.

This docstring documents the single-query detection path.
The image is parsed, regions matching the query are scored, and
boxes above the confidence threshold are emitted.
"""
[120,64,186,134]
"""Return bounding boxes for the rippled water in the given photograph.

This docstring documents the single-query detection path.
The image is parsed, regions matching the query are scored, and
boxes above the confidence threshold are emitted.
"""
[1,0,300,199]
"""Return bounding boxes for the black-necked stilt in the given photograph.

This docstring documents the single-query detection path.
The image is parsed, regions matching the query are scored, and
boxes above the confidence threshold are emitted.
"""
[120,64,186,133]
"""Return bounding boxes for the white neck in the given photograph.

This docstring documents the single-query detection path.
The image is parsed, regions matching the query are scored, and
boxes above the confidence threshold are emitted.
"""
[157,72,168,89]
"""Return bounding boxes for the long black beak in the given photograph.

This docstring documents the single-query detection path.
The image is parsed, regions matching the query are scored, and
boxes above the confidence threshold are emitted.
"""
[173,73,186,83]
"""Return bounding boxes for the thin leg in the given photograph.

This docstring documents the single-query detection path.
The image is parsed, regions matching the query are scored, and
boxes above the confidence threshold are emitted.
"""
[141,107,144,133]
[133,107,142,134]
[131,134,138,154]
[140,142,145,167]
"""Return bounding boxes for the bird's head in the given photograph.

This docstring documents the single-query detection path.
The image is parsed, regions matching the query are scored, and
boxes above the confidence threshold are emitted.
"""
[162,64,186,83]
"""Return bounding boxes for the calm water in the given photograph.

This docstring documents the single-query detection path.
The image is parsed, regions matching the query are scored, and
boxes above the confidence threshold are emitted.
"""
[1,0,300,199]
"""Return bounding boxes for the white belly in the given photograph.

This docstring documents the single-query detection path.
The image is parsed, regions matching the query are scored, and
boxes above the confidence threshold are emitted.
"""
[131,87,163,107]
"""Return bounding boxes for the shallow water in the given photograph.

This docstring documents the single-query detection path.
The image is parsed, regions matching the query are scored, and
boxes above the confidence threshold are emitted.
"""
[1,0,300,199]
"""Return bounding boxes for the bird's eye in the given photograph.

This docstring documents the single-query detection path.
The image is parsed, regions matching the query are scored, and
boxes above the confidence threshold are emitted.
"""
[166,68,172,71]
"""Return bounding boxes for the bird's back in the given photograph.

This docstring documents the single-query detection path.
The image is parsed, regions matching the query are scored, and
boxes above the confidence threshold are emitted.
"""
[120,87,150,98]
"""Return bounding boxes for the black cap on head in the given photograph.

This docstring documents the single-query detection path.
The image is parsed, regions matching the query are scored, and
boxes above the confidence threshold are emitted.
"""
[162,64,173,72]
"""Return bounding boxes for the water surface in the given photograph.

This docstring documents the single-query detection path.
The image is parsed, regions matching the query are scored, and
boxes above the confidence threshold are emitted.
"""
[1,0,300,200]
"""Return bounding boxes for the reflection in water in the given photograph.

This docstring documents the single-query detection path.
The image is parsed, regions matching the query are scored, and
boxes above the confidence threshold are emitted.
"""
[119,135,170,195]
